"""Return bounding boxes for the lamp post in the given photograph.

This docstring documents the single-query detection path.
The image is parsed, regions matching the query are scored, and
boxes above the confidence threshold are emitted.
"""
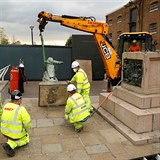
[29,26,34,45]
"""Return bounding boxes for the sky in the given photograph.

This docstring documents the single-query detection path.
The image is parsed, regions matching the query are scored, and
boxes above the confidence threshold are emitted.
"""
[0,0,129,46]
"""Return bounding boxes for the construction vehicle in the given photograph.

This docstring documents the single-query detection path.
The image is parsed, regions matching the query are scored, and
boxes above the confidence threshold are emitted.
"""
[117,32,154,59]
[37,11,154,85]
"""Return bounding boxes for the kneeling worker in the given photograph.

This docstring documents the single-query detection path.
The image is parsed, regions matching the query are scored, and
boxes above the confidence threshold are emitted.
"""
[0,90,32,157]
[65,84,90,132]
[67,61,93,113]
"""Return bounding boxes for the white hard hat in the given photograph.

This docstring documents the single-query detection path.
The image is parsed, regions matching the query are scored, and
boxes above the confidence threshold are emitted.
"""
[71,61,79,68]
[67,84,76,92]
[133,40,137,43]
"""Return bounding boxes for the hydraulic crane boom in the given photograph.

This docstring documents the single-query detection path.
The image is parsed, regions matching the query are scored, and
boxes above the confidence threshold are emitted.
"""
[37,11,120,80]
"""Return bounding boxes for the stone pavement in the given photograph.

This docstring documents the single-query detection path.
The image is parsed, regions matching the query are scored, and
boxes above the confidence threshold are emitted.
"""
[0,81,160,159]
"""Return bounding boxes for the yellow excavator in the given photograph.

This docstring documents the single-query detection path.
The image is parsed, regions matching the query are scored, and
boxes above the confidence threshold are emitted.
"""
[37,11,154,86]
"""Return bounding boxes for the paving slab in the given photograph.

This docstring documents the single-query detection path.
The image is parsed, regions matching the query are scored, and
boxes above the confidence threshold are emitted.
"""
[71,149,90,160]
[37,118,54,128]
[1,81,160,159]
[42,143,63,153]
[85,144,109,154]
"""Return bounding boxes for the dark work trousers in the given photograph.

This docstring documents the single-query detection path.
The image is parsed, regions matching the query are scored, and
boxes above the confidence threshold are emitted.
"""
[18,67,25,93]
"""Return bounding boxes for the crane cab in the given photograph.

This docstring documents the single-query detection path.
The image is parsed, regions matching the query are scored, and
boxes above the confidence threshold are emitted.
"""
[117,32,154,59]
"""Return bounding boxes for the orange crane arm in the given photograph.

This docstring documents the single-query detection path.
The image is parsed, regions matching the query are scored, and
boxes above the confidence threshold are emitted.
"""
[37,11,120,80]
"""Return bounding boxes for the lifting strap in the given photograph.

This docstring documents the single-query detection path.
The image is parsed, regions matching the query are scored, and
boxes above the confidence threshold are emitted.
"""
[39,32,46,67]
[90,79,122,117]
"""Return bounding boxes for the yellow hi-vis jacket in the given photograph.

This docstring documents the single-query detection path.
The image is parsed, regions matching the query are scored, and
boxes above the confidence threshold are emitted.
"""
[0,103,31,139]
[65,93,90,123]
[71,68,90,94]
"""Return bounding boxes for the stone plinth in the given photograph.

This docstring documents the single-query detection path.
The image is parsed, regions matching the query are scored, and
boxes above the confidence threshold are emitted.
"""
[113,86,160,109]
[94,52,160,145]
[39,81,68,107]
[99,93,153,134]
[0,81,10,104]
[122,52,160,95]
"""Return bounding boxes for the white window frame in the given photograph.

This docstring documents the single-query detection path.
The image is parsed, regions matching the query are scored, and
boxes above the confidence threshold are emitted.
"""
[117,15,122,23]
[150,1,158,12]
[109,33,112,41]
[149,23,157,34]
[108,19,113,26]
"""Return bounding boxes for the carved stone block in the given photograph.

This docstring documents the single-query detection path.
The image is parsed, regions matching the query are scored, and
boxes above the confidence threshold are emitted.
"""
[39,81,68,107]
[122,52,160,94]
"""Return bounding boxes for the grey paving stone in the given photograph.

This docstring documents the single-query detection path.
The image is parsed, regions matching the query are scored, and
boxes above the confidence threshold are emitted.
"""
[47,110,64,118]
[31,119,36,128]
[30,110,48,119]
[28,137,42,154]
[2,91,160,160]
[61,137,84,151]
[79,133,102,146]
[42,143,63,153]
[33,126,63,136]
[37,119,54,128]
[99,128,127,143]
[90,152,116,160]
[50,152,71,160]
[85,144,109,154]
[71,150,90,160]
[41,135,60,144]
[29,154,51,160]
[53,117,65,125]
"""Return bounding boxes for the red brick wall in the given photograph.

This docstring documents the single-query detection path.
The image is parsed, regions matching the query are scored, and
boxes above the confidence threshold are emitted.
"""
[106,0,160,50]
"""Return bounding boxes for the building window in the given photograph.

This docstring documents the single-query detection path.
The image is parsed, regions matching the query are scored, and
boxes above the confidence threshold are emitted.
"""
[149,23,157,34]
[108,19,113,26]
[130,7,137,32]
[117,15,122,23]
[109,33,112,41]
[117,31,122,38]
[150,1,158,12]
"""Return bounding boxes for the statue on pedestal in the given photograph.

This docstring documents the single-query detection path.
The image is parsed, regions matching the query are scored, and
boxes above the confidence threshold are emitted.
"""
[43,57,63,82]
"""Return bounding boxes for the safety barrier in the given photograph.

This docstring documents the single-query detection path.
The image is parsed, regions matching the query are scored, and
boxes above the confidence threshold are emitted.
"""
[0,65,10,81]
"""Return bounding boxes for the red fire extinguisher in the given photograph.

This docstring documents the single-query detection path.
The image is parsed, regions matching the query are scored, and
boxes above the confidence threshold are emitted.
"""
[10,66,19,93]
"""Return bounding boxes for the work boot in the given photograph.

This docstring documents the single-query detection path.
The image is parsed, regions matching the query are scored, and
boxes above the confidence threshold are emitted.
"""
[75,126,84,133]
[1,143,15,157]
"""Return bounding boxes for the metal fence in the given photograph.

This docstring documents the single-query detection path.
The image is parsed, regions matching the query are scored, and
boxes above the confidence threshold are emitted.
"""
[0,45,72,81]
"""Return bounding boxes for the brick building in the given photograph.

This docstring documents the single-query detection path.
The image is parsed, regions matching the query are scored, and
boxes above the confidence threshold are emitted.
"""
[106,0,160,50]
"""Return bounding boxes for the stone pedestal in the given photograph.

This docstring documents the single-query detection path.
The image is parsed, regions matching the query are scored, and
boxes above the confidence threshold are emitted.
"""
[76,59,92,82]
[39,81,68,107]
[95,52,160,145]
[122,52,160,94]
[0,81,10,104]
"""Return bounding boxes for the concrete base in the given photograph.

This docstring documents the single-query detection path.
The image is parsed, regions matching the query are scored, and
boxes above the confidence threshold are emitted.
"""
[99,93,154,134]
[92,52,160,145]
[0,81,10,104]
[122,52,160,94]
[92,103,160,145]
[113,86,160,109]
[39,81,68,107]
